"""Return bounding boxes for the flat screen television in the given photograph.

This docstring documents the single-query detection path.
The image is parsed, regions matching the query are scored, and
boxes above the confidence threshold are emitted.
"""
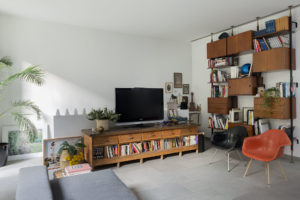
[115,88,164,123]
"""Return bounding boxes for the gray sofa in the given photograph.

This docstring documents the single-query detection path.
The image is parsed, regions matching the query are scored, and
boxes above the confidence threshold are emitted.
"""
[16,166,137,200]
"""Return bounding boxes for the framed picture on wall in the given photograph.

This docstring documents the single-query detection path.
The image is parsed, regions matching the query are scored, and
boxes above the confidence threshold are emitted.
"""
[165,82,173,93]
[183,84,190,94]
[43,136,82,170]
[2,126,43,161]
[174,72,183,88]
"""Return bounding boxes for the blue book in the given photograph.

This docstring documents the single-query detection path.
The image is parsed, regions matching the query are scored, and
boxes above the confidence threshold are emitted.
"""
[258,39,268,51]
[265,20,276,33]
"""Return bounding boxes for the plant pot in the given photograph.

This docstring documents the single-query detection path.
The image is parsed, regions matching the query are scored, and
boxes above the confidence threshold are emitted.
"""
[96,119,109,131]
[60,150,69,170]
[0,143,9,167]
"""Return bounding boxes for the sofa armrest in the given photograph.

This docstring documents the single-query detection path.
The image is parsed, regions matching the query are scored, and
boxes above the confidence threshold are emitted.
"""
[16,166,53,200]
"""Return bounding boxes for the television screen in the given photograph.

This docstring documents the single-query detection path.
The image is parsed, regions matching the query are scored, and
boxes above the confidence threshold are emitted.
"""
[115,88,164,123]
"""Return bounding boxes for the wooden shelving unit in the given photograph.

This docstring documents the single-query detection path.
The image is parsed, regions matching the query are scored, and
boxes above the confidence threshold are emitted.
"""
[206,13,297,160]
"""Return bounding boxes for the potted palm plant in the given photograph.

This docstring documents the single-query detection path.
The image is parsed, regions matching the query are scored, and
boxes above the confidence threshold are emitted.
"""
[0,56,44,167]
[87,107,120,131]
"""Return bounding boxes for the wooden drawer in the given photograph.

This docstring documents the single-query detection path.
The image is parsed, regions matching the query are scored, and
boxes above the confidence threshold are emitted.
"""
[162,130,180,138]
[254,97,296,119]
[207,97,235,114]
[228,77,259,96]
[253,48,296,72]
[207,38,227,59]
[142,132,161,141]
[94,136,118,146]
[180,127,198,136]
[119,134,142,143]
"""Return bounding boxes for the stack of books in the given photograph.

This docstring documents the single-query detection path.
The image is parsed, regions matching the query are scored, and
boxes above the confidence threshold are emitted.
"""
[276,82,296,97]
[254,19,276,37]
[253,35,289,52]
[208,114,228,130]
[120,144,131,156]
[131,143,142,154]
[107,145,118,158]
[208,57,234,68]
[211,85,228,98]
[65,163,91,176]
[181,137,189,147]
[189,135,197,146]
[210,70,227,83]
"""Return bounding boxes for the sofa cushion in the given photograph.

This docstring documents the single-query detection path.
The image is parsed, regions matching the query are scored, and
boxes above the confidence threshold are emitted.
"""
[16,166,53,200]
[50,169,137,200]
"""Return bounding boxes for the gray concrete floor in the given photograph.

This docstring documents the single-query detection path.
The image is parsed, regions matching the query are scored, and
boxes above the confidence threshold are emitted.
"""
[1,144,300,200]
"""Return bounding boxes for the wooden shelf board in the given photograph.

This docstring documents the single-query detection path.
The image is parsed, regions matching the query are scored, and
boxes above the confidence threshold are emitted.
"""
[254,30,292,39]
[208,82,228,84]
[207,65,235,69]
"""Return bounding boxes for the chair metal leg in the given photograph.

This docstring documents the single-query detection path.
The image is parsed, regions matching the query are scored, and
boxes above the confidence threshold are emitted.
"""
[227,152,230,172]
[243,158,253,177]
[277,160,287,181]
[209,149,218,164]
[267,162,270,185]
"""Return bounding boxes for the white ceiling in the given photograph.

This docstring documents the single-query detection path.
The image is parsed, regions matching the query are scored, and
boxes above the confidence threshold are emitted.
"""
[0,0,299,41]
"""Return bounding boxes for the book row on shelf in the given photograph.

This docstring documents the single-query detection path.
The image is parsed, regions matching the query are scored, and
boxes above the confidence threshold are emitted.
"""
[253,35,289,52]
[208,114,228,130]
[94,136,199,159]
[210,70,228,83]
[254,16,289,37]
[208,57,237,68]
[276,82,296,97]
[211,85,228,98]
[107,145,118,158]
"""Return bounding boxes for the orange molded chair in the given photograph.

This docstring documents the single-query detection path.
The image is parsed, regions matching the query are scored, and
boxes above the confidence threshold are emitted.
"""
[242,129,291,184]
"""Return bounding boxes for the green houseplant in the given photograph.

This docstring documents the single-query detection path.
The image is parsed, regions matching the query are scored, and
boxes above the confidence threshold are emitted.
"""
[0,56,44,167]
[58,141,85,169]
[262,87,280,115]
[87,107,120,131]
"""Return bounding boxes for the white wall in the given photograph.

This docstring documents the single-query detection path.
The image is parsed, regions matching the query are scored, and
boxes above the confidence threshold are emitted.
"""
[192,8,300,157]
[0,14,191,140]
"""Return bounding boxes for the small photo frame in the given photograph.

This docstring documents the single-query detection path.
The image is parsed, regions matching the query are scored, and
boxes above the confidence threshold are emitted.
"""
[183,84,190,94]
[174,72,183,88]
[43,136,82,170]
[165,82,173,93]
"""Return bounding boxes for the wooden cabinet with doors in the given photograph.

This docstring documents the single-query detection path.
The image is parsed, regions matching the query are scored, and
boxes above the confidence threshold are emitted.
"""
[228,76,261,96]
[253,47,296,72]
[207,38,227,59]
[227,30,253,55]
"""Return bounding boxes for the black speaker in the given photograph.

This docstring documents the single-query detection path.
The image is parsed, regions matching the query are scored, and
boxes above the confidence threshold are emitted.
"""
[198,134,205,152]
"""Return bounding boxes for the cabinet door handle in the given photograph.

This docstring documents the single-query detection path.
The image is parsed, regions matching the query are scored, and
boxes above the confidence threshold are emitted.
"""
[129,136,134,139]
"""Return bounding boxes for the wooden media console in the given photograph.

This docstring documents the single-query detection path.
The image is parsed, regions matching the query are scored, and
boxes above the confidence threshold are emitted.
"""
[82,124,201,169]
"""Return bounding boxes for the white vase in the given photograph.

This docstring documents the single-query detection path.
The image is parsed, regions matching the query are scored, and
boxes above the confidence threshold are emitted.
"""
[96,119,109,131]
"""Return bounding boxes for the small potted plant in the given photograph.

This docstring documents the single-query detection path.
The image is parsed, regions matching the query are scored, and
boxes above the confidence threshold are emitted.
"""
[87,107,120,131]
[262,87,280,114]
[58,141,85,169]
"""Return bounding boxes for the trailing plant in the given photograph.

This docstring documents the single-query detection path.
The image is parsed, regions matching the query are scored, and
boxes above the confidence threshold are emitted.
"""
[262,87,280,112]
[87,107,120,122]
[58,140,86,156]
[0,56,44,139]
